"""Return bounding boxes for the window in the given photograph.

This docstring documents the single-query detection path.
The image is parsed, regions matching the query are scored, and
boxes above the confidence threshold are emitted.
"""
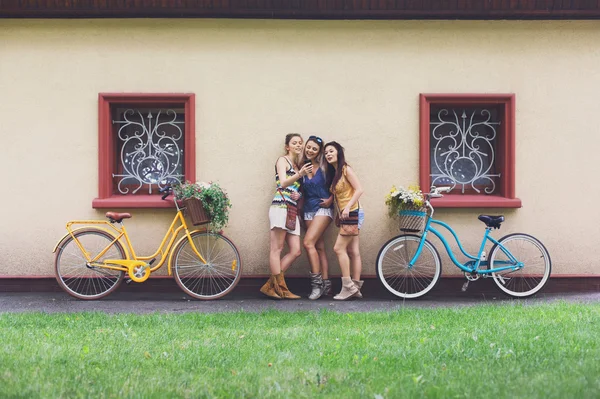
[93,94,196,208]
[419,94,521,208]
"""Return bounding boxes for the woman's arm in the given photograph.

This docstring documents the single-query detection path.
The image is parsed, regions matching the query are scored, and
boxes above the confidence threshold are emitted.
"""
[319,195,333,208]
[341,166,364,219]
[276,157,310,188]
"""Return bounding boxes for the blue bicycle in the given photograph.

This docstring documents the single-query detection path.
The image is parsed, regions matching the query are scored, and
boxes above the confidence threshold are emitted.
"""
[376,186,552,299]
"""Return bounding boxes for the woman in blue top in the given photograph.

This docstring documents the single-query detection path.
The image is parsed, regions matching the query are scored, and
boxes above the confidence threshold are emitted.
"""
[301,135,334,300]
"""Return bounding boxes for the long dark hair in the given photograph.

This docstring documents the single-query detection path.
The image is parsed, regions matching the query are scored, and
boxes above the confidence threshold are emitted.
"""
[324,141,347,192]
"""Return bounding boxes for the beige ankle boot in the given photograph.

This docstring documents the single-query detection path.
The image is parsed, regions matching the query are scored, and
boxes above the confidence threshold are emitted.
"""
[334,277,359,300]
[260,275,282,299]
[275,273,301,299]
[352,279,364,299]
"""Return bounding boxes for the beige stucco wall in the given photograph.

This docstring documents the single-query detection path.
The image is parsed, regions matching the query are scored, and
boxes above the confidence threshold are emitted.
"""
[0,19,598,278]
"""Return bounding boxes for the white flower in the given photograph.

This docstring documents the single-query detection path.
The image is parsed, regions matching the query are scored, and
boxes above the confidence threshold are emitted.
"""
[195,181,211,189]
[391,185,424,204]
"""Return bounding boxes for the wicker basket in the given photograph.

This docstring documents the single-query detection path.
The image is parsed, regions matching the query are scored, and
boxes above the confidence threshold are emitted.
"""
[399,205,427,233]
[184,198,211,226]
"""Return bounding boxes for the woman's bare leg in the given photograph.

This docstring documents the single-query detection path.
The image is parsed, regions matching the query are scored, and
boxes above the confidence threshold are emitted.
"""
[316,235,329,279]
[333,234,354,277]
[269,228,288,275]
[281,233,301,273]
[303,216,331,274]
[347,236,362,281]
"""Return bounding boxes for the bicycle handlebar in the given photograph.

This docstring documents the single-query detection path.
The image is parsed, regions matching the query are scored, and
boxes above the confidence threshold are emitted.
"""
[427,186,451,199]
[423,186,451,219]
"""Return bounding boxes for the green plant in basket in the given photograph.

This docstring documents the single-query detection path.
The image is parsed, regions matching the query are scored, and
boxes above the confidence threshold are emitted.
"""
[173,181,232,231]
[385,184,425,217]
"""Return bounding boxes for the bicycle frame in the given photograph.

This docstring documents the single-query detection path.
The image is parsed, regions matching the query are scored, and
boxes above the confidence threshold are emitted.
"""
[58,205,206,278]
[410,214,523,275]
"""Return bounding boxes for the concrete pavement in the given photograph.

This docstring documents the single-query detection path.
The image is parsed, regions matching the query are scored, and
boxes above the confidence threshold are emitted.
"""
[1,290,598,314]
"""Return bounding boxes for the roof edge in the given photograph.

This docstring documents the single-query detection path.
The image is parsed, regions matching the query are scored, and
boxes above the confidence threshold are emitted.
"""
[2,0,600,20]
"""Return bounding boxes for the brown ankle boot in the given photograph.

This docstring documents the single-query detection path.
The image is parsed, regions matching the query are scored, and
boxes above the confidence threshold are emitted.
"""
[260,275,282,299]
[275,273,301,299]
[352,279,364,299]
[334,277,359,300]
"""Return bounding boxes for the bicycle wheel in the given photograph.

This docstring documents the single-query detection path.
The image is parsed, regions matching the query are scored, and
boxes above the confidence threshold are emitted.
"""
[376,234,442,299]
[54,228,126,300]
[172,231,242,300]
[489,233,551,298]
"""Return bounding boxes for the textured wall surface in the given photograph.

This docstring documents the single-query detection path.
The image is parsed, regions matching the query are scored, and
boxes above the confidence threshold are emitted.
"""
[0,19,597,277]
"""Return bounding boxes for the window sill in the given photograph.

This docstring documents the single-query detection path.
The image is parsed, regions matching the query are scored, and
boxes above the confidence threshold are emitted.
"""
[92,195,175,209]
[430,195,522,208]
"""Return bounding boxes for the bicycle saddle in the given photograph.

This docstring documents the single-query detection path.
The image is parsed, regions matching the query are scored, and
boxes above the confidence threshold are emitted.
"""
[478,215,504,229]
[105,212,132,223]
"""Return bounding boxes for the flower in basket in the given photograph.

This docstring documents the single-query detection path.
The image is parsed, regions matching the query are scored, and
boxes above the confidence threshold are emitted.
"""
[173,181,232,232]
[385,184,425,217]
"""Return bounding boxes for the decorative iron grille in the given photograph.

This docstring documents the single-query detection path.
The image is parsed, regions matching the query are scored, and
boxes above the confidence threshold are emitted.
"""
[112,107,185,194]
[430,106,501,194]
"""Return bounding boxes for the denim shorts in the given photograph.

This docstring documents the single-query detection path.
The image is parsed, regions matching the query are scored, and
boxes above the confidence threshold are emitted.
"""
[358,208,365,230]
[303,207,334,221]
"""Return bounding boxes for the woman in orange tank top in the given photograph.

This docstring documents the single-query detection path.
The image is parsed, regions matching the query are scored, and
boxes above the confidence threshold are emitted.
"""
[324,141,365,300]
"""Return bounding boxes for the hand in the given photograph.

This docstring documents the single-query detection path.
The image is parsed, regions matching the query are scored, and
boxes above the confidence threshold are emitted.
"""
[299,163,313,177]
[341,207,350,220]
[290,191,301,201]
[319,196,333,208]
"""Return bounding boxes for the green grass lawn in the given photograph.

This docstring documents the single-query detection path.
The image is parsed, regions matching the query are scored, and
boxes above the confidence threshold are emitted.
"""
[0,302,598,398]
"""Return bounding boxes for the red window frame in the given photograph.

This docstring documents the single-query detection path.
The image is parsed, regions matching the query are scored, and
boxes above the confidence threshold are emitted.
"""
[419,94,521,208]
[93,93,196,209]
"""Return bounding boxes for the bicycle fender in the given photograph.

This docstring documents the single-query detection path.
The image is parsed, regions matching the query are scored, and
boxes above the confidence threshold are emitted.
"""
[53,234,71,253]
[52,226,130,260]
[167,229,207,276]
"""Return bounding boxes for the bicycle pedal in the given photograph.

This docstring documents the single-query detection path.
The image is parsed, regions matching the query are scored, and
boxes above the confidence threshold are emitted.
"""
[461,281,470,292]
[148,258,156,265]
[125,279,132,285]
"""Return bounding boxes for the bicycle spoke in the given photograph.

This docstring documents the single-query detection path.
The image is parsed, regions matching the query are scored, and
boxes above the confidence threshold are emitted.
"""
[55,229,125,299]
[174,232,241,299]
[491,234,551,297]
[377,235,441,298]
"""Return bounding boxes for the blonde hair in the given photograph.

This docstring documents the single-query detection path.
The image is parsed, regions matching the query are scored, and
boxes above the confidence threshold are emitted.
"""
[304,136,327,175]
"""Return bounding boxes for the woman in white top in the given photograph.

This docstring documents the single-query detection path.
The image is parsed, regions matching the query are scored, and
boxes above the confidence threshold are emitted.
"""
[260,133,312,299]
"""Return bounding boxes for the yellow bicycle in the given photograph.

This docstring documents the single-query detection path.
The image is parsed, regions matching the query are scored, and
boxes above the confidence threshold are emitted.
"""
[53,187,242,300]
